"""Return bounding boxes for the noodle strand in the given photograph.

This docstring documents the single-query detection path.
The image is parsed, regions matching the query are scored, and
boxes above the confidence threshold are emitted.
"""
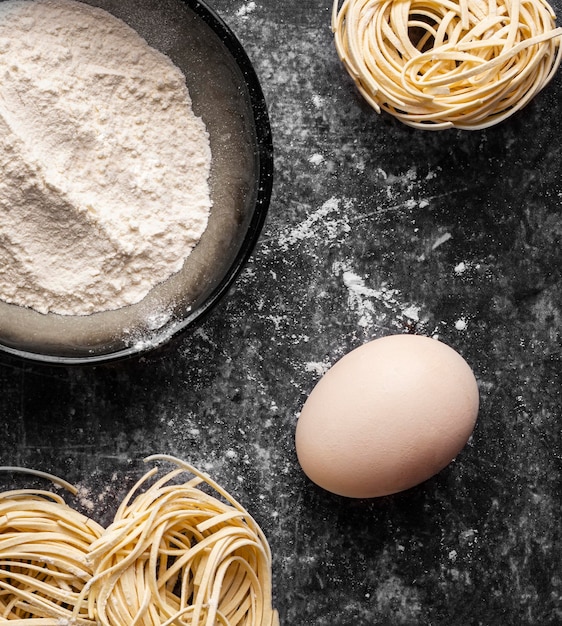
[333,0,562,128]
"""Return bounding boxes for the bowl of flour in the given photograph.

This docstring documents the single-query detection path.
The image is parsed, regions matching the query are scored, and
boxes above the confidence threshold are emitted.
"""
[0,0,273,364]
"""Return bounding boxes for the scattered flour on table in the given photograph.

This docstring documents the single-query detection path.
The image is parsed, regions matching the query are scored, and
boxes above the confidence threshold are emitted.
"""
[75,484,95,512]
[455,317,468,331]
[277,197,351,251]
[237,1,256,17]
[300,263,425,376]
[304,361,330,377]
[0,0,212,316]
[431,231,452,250]
[334,261,422,330]
[309,153,324,165]
[454,260,481,275]
[311,94,324,109]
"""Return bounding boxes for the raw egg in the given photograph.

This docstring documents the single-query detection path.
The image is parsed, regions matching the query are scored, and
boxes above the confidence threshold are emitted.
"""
[295,334,479,498]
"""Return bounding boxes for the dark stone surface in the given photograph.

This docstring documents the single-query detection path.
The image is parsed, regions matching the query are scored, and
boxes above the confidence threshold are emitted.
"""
[1,0,562,623]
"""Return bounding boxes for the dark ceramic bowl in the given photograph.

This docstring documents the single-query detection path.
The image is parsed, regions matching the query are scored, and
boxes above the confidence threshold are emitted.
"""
[0,0,273,365]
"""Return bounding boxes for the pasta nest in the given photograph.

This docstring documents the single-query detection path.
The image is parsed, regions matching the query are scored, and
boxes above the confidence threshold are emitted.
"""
[0,489,103,625]
[332,0,562,129]
[0,457,279,626]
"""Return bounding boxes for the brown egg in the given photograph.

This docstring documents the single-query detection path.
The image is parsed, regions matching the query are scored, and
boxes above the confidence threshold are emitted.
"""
[295,334,479,498]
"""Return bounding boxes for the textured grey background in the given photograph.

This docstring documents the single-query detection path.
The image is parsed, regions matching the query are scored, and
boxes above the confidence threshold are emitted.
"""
[1,0,562,623]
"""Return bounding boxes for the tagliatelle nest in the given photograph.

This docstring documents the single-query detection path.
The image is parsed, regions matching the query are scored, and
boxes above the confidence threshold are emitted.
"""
[0,487,104,625]
[83,457,279,626]
[332,0,562,129]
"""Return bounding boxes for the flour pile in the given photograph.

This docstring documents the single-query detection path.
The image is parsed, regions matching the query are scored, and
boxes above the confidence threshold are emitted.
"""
[0,0,212,315]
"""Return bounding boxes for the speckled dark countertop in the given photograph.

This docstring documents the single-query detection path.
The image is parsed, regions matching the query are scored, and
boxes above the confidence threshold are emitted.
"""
[1,0,562,624]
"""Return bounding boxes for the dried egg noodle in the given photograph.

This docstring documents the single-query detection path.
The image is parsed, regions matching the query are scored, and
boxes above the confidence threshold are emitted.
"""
[0,458,279,626]
[83,456,278,626]
[0,480,104,624]
[332,0,562,128]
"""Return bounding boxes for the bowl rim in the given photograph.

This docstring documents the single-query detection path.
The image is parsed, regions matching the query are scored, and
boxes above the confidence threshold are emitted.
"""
[0,0,274,367]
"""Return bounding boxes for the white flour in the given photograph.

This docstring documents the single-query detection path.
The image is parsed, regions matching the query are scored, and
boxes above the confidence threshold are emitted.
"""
[0,0,212,315]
